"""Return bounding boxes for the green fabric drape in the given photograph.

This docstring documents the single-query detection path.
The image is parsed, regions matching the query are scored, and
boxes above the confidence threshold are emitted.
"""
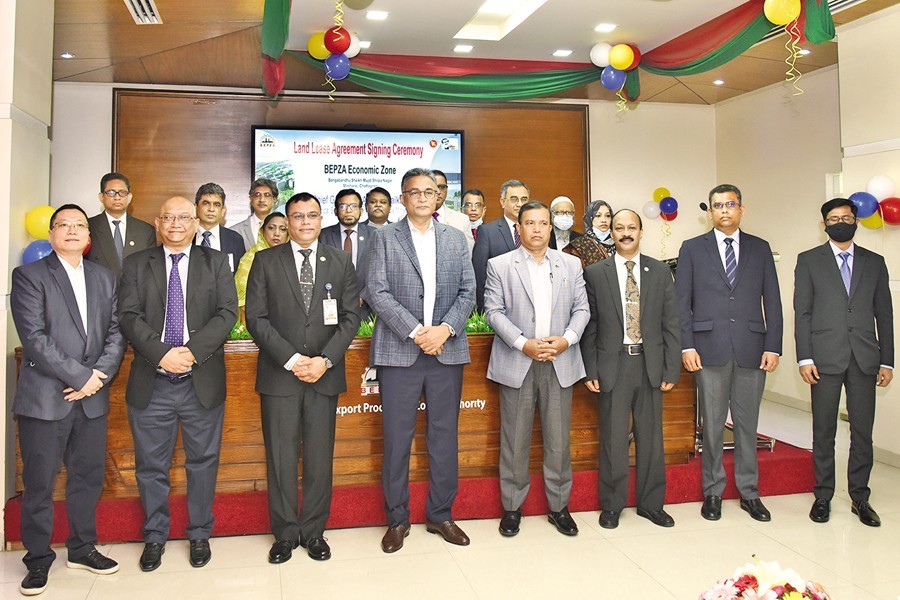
[805,0,836,44]
[262,0,291,59]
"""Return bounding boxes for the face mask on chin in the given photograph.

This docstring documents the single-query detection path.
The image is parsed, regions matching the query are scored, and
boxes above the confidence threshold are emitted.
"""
[470,217,483,228]
[593,227,611,241]
[825,222,857,243]
[553,214,574,231]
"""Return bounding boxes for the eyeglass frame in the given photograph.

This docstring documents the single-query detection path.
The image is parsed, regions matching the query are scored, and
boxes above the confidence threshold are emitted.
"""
[403,188,438,200]
[102,189,131,198]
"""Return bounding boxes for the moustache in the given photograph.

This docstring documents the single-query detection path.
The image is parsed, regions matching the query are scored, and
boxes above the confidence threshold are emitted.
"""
[618,236,634,242]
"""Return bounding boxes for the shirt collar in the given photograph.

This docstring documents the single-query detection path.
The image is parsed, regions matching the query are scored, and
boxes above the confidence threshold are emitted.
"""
[406,217,434,236]
[105,211,125,225]
[290,239,319,255]
[714,228,740,245]
[58,254,84,273]
[163,244,192,259]
[199,224,220,238]
[828,240,855,257]
[614,252,641,268]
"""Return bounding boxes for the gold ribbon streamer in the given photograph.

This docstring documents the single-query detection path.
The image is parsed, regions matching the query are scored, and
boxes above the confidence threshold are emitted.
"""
[322,1,345,102]
[660,220,671,258]
[323,76,337,102]
[616,88,628,113]
[784,19,804,96]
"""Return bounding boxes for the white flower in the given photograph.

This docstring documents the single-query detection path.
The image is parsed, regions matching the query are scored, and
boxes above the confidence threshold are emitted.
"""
[734,557,806,595]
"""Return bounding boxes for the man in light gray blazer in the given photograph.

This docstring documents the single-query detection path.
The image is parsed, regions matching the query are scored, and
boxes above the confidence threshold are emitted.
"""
[230,178,277,251]
[11,204,126,595]
[364,168,476,554]
[485,201,589,538]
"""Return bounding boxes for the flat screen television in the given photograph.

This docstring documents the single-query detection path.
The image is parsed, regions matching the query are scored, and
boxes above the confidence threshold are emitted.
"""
[251,127,464,227]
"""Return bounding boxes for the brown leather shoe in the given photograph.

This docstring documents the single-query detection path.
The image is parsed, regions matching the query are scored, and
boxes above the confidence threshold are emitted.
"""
[381,523,410,553]
[425,520,470,546]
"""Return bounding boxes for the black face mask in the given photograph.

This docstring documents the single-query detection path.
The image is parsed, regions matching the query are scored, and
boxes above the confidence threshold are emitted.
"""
[825,222,857,243]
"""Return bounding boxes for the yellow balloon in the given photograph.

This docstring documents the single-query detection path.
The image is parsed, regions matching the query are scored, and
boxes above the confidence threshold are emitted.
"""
[307,32,329,60]
[25,205,55,240]
[653,187,671,203]
[764,0,801,26]
[860,211,884,229]
[608,44,635,71]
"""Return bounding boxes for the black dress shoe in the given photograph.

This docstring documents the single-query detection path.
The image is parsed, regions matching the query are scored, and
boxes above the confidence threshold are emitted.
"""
[20,566,49,596]
[268,538,299,564]
[809,498,830,523]
[67,549,119,574]
[851,500,881,527]
[548,507,579,536]
[637,507,675,527]
[140,542,165,572]
[300,536,331,561]
[701,495,722,521]
[740,498,772,522]
[189,539,211,568]
[499,510,521,536]
[599,510,620,529]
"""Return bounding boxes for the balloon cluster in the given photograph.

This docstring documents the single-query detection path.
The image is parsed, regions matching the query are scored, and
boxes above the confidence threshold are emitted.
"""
[643,187,679,222]
[23,206,55,264]
[590,42,641,92]
[852,175,900,229]
[308,26,361,81]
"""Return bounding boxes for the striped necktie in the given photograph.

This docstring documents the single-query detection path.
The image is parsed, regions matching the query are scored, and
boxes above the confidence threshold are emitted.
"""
[724,238,737,286]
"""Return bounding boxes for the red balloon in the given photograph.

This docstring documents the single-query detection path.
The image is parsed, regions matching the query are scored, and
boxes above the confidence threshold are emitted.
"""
[880,197,900,224]
[626,44,642,70]
[324,26,351,55]
[661,210,677,221]
[83,239,92,256]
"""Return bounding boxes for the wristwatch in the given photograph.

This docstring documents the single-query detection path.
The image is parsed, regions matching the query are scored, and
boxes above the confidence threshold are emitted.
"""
[320,355,334,369]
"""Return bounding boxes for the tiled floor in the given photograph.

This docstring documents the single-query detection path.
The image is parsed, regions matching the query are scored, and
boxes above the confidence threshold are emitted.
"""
[3,400,899,599]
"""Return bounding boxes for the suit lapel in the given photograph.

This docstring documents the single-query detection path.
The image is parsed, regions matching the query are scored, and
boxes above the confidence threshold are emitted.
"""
[818,243,847,297]
[603,260,624,331]
[92,215,119,268]
[512,251,536,308]
[849,245,865,300]
[278,244,309,314]
[47,253,87,341]
[638,256,652,329]
[703,231,730,288]
[186,248,202,307]
[549,251,563,309]
[123,214,144,259]
[499,219,516,252]
[310,245,331,311]
[732,231,750,288]
[149,247,168,310]
[395,219,423,280]
[84,262,102,352]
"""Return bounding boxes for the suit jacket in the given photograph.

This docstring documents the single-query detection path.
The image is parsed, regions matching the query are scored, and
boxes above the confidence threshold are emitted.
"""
[246,242,361,397]
[11,252,126,420]
[320,221,374,320]
[118,245,238,409]
[364,218,476,367]
[794,242,893,375]
[581,255,681,391]
[484,248,589,388]
[674,230,783,368]
[437,206,475,256]
[86,212,157,278]
[550,229,583,250]
[195,225,246,273]
[230,215,258,252]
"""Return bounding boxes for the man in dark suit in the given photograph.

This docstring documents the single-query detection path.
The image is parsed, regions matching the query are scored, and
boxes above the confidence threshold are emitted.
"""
[582,209,681,530]
[795,198,893,527]
[364,168,476,554]
[193,183,245,272]
[319,188,373,318]
[246,192,360,563]
[364,186,392,229]
[675,184,783,523]
[85,172,158,278]
[118,196,238,572]
[11,204,126,596]
[462,189,486,241]
[230,178,277,251]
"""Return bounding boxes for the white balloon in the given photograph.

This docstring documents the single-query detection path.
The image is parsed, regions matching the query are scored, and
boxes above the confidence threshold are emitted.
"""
[345,32,361,59]
[590,43,612,68]
[866,175,896,201]
[643,200,661,219]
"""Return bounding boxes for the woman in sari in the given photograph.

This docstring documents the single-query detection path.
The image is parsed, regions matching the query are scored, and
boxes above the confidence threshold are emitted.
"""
[235,212,288,322]
[563,200,615,269]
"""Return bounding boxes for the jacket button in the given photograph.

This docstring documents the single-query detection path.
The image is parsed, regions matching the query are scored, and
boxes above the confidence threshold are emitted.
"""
[419,294,424,299]
[730,297,735,301]
[83,357,90,362]
[848,328,852,332]
[730,318,736,323]
[848,308,852,313]
[303,344,308,348]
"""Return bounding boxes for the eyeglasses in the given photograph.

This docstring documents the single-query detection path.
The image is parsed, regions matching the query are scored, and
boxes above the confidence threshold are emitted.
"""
[437,184,449,191]
[504,196,528,206]
[711,201,740,211]
[102,189,130,198]
[53,221,89,231]
[159,214,195,224]
[337,203,361,212]
[289,212,320,222]
[552,210,575,217]
[826,215,857,225]
[251,192,275,199]
[403,189,437,200]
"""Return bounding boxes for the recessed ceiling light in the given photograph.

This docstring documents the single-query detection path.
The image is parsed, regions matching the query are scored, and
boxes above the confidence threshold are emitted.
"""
[366,10,388,21]
[454,44,474,53]
[359,40,372,49]
[713,79,725,86]
[60,52,75,59]
[594,23,617,33]
[455,0,549,41]
[553,49,573,57]
[798,48,811,55]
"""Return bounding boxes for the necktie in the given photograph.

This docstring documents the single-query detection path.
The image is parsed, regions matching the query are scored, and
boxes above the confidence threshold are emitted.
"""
[839,251,851,295]
[299,249,313,312]
[625,260,641,343]
[163,254,185,379]
[724,237,737,287]
[201,230,212,248]
[433,211,440,222]
[344,228,353,254]
[513,225,521,248]
[113,219,124,265]
[472,228,478,241]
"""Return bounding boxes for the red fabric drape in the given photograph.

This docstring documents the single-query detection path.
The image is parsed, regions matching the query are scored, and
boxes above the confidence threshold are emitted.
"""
[263,54,286,97]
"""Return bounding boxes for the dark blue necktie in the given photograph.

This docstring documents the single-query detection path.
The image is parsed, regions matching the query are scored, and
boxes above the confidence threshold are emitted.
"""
[724,238,736,286]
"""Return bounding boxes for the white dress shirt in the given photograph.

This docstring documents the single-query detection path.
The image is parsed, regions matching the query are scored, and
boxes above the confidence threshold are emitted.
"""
[249,214,263,245]
[614,252,642,345]
[59,256,88,331]
[714,228,740,270]
[195,224,222,251]
[407,218,437,335]
[504,216,518,244]
[162,244,191,344]
[105,211,127,241]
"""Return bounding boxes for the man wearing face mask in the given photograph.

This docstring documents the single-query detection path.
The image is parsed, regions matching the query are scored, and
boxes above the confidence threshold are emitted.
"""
[548,196,582,250]
[462,189,486,241]
[794,198,893,528]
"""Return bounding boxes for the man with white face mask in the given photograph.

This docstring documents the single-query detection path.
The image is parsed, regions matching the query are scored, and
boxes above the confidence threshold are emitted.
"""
[549,196,582,250]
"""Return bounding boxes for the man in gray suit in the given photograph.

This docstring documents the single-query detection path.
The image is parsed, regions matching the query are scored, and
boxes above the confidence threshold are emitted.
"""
[119,196,238,572]
[318,188,373,318]
[582,209,681,530]
[675,184,782,523]
[11,204,126,595]
[85,172,157,278]
[484,201,589,537]
[230,178,277,251]
[364,168,476,554]
[795,198,893,527]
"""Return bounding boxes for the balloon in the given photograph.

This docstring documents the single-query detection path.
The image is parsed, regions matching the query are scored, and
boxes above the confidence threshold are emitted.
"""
[589,43,612,68]
[600,66,626,91]
[626,44,642,70]
[324,53,351,80]
[344,0,375,9]
[23,240,52,264]
[608,44,634,71]
[659,197,678,215]
[83,239,92,256]
[25,205,55,240]
[764,0,801,26]
[307,32,329,60]
[859,211,883,229]
[652,187,671,203]
[324,26,351,55]
[866,175,896,201]
[849,191,879,219]
[642,200,661,219]
[345,32,361,59]
[880,197,900,224]
[661,210,678,222]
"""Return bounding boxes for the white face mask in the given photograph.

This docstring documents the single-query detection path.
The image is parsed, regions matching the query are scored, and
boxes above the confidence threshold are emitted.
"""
[553,214,574,231]
[593,227,611,241]
[470,217,483,228]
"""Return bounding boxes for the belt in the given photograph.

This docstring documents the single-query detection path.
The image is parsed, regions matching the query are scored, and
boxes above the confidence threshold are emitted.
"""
[623,344,643,355]
[155,370,193,381]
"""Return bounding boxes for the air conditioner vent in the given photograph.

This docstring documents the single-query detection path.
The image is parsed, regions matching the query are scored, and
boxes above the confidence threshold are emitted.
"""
[123,0,163,25]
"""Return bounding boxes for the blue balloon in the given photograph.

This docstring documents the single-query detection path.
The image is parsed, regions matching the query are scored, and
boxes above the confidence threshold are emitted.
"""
[600,66,626,91]
[324,53,351,81]
[23,240,52,264]
[659,197,678,215]
[849,191,878,219]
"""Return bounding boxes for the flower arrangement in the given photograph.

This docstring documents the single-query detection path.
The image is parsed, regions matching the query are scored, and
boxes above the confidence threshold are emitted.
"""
[700,557,830,600]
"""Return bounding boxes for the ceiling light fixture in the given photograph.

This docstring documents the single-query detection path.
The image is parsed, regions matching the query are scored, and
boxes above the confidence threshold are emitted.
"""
[799,48,811,55]
[60,52,75,59]
[123,0,162,25]
[553,49,573,57]
[454,44,474,53]
[594,23,617,33]
[366,10,389,21]
[359,41,372,49]
[455,0,549,41]
[713,79,725,86]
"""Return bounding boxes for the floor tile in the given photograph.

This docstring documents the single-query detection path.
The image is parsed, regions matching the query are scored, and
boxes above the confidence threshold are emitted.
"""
[87,565,280,600]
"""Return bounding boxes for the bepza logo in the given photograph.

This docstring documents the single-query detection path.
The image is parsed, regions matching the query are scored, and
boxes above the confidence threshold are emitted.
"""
[429,139,438,148]
[441,137,458,150]
[258,133,276,148]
